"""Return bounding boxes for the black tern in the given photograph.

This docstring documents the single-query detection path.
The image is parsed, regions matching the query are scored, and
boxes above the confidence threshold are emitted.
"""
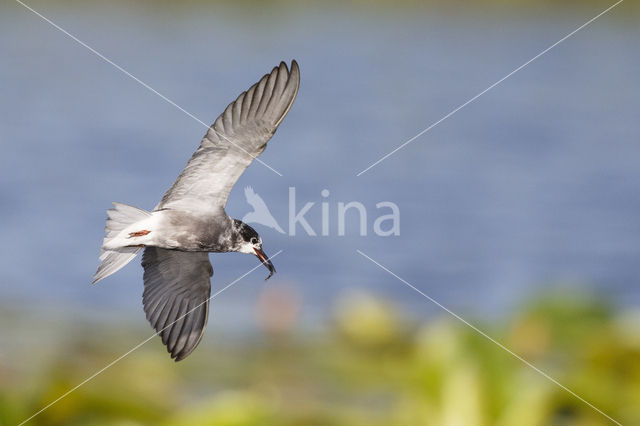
[93,60,300,361]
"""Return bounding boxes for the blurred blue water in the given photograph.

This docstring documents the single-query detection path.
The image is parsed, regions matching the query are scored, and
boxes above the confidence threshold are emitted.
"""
[1,2,639,329]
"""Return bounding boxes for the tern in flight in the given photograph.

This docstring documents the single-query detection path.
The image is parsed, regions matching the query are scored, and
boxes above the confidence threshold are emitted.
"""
[93,60,300,361]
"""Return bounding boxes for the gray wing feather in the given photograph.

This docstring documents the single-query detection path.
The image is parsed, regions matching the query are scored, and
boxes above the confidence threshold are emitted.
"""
[141,247,212,361]
[157,60,300,212]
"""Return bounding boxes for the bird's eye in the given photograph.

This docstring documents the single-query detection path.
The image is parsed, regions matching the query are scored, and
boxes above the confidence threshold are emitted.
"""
[250,237,258,245]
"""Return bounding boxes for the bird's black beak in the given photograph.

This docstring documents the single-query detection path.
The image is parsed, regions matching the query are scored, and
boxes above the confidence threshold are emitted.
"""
[254,247,276,280]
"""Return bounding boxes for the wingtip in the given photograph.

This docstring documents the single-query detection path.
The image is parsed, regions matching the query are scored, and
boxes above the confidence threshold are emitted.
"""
[289,59,300,81]
[173,352,187,362]
[269,59,300,129]
[171,344,196,362]
[278,59,299,80]
[92,271,104,285]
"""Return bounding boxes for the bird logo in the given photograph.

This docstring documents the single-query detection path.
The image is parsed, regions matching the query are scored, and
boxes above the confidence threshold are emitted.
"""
[242,186,285,234]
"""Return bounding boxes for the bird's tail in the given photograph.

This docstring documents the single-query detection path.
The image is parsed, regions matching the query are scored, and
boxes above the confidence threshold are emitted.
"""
[93,202,151,284]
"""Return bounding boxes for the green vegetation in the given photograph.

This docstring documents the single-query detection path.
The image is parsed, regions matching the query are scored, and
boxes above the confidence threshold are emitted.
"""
[2,290,639,425]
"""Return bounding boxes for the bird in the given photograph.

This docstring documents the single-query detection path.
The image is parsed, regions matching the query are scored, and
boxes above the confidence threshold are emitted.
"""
[92,60,300,361]
[242,186,285,234]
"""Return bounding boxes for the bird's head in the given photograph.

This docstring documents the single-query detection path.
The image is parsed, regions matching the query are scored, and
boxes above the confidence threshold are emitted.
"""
[232,220,275,280]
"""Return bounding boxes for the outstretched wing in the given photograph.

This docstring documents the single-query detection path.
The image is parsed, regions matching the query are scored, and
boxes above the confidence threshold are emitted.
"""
[157,60,300,213]
[141,247,212,361]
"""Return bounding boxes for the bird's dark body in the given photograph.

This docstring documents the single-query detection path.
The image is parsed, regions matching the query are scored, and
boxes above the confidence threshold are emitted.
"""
[154,209,240,253]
